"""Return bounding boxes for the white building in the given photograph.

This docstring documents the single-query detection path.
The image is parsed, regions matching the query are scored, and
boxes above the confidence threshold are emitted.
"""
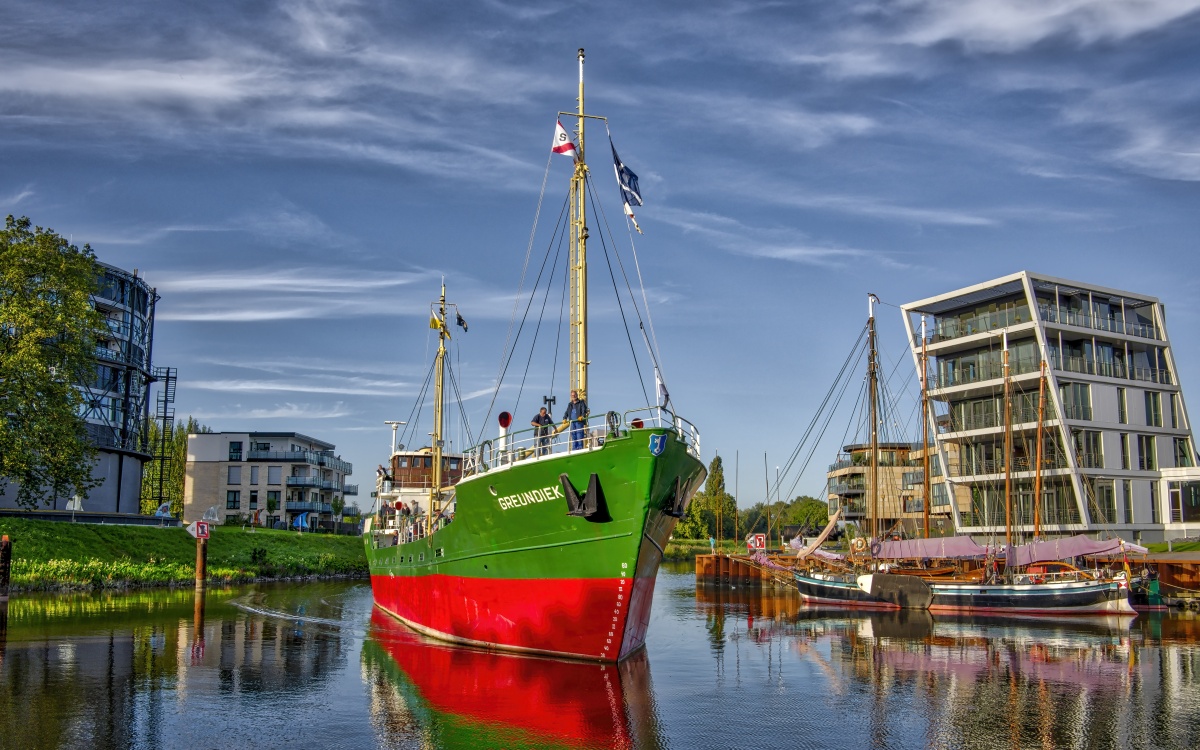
[902,271,1199,543]
[183,432,356,528]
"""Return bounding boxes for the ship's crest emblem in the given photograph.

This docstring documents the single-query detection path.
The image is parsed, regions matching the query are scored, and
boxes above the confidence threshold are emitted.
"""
[648,434,667,456]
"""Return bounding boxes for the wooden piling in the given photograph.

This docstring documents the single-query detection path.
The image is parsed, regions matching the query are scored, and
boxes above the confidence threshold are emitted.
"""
[195,536,208,590]
[0,534,11,600]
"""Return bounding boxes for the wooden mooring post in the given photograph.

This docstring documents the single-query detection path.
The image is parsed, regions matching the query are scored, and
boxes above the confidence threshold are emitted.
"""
[195,536,208,591]
[0,534,11,601]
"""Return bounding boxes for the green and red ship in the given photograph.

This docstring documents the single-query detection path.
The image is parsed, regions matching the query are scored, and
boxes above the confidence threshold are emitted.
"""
[364,49,706,662]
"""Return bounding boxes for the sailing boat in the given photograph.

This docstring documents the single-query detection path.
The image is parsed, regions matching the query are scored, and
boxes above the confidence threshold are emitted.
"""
[917,337,1138,615]
[363,50,707,661]
[792,295,911,608]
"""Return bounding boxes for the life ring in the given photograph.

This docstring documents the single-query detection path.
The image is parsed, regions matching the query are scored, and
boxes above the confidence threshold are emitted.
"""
[850,537,867,553]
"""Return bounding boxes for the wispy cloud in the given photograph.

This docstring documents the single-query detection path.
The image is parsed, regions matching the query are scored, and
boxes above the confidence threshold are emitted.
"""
[191,401,356,419]
[189,378,411,396]
[1,185,35,208]
[895,0,1200,53]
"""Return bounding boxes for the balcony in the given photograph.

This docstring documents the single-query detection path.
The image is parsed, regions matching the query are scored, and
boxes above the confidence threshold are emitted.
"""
[1050,355,1173,385]
[342,484,359,496]
[932,358,1041,389]
[930,305,1032,343]
[1039,305,1159,340]
[248,450,320,464]
[829,479,866,494]
[1075,452,1104,469]
[318,454,353,473]
[286,476,345,491]
[286,501,332,514]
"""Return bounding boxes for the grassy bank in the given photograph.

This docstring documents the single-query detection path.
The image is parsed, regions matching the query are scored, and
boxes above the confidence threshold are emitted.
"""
[664,539,754,561]
[0,517,367,592]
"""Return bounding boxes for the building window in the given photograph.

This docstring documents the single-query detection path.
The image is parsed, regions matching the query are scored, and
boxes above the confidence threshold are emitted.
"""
[1073,430,1103,468]
[1150,482,1160,524]
[1138,435,1157,470]
[250,466,259,485]
[1120,434,1130,470]
[1176,438,1195,468]
[1145,391,1162,427]
[1170,393,1179,429]
[226,490,241,510]
[227,466,242,485]
[249,490,258,510]
[253,441,270,451]
[1060,382,1091,420]
[1122,480,1133,524]
[268,466,282,485]
[229,441,243,461]
[1093,480,1115,524]
[1117,388,1127,424]
[267,490,280,507]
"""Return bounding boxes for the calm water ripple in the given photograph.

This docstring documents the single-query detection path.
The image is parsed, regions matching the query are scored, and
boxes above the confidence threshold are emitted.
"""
[2,564,1199,749]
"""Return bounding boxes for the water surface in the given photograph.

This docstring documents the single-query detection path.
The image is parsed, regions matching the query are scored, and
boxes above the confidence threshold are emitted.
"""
[2,564,1199,749]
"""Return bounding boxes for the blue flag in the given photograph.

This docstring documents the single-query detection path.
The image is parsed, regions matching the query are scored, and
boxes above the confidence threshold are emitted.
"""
[611,141,643,233]
[294,512,308,530]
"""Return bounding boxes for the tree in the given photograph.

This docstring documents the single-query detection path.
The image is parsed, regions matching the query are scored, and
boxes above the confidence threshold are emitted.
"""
[141,416,210,516]
[673,454,738,540]
[331,495,345,522]
[783,496,831,534]
[0,216,108,509]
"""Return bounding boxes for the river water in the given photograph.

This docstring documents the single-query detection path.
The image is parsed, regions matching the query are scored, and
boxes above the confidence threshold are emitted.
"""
[2,563,1199,749]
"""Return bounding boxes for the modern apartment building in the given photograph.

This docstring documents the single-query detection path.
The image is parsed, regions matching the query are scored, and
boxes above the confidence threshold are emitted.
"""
[0,261,160,513]
[183,432,357,528]
[902,271,1199,543]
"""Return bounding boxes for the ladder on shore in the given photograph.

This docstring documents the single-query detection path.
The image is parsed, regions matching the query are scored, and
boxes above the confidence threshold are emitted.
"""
[149,367,177,513]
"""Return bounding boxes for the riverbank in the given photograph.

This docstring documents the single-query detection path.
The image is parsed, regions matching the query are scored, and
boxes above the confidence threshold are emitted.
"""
[0,517,367,592]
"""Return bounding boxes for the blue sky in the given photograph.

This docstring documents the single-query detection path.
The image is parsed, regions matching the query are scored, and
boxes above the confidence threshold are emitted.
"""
[4,0,1200,509]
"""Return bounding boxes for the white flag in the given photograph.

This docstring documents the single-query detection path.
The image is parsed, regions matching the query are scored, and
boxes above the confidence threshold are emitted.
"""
[552,119,578,159]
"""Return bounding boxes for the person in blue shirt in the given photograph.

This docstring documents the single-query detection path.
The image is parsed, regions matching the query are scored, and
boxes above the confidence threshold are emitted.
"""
[530,407,554,455]
[563,390,589,450]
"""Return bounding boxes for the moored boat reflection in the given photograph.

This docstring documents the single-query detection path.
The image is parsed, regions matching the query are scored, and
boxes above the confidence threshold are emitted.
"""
[362,609,664,749]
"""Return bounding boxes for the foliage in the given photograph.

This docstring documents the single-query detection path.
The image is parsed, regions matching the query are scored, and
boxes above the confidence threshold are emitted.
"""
[674,455,738,540]
[0,517,367,591]
[331,495,345,520]
[141,416,210,516]
[0,216,109,509]
[741,495,830,540]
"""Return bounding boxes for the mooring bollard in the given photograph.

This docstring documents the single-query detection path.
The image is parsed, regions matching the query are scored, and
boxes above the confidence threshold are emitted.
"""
[0,534,11,600]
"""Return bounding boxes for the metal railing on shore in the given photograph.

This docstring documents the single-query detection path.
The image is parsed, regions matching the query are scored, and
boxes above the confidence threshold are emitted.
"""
[460,406,701,479]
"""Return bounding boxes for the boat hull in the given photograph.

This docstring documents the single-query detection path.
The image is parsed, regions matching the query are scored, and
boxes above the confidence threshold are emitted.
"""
[927,578,1135,615]
[365,427,705,661]
[792,570,899,609]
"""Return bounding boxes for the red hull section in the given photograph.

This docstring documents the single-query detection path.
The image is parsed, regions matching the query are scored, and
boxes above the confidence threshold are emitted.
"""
[367,610,647,748]
[371,571,652,660]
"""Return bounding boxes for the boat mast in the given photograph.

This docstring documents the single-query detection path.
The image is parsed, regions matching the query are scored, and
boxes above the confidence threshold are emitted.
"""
[1002,331,1012,548]
[868,294,879,544]
[921,315,931,539]
[569,48,589,401]
[1032,360,1047,538]
[430,283,448,536]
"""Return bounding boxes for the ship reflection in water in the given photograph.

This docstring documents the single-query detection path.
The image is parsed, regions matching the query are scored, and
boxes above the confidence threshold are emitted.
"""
[693,580,1200,749]
[362,609,663,749]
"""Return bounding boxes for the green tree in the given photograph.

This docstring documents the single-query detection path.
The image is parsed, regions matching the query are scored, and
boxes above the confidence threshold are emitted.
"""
[673,454,737,540]
[141,416,210,516]
[782,496,830,533]
[331,495,345,522]
[0,216,108,509]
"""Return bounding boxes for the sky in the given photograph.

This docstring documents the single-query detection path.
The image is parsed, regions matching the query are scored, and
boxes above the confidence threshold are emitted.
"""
[4,0,1200,510]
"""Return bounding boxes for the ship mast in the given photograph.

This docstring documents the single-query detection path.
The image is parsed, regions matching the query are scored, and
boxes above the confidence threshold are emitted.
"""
[921,315,931,539]
[1032,360,1047,539]
[569,48,589,400]
[1002,330,1012,549]
[868,294,879,544]
[430,283,448,536]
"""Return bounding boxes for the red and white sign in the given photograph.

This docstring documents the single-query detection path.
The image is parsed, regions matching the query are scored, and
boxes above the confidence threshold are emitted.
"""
[746,533,766,550]
[187,521,210,539]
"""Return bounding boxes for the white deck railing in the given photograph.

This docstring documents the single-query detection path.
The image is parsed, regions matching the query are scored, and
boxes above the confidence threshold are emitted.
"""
[461,406,701,478]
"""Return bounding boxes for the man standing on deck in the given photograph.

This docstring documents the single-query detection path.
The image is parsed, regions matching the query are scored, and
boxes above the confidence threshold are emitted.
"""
[531,407,554,455]
[564,390,589,451]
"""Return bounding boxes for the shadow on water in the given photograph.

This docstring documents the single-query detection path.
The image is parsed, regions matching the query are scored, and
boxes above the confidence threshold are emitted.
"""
[361,609,666,750]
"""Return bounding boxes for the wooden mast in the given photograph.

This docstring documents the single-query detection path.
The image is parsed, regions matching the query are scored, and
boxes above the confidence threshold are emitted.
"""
[569,48,589,401]
[1002,331,1012,549]
[1033,360,1047,538]
[868,294,880,543]
[921,315,931,538]
[430,283,448,538]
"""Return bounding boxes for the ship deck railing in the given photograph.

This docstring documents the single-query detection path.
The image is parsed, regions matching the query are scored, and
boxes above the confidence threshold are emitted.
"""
[461,406,701,479]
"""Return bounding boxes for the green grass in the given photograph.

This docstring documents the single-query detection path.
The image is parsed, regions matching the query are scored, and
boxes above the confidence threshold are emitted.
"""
[0,517,367,591]
[1146,540,1200,554]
